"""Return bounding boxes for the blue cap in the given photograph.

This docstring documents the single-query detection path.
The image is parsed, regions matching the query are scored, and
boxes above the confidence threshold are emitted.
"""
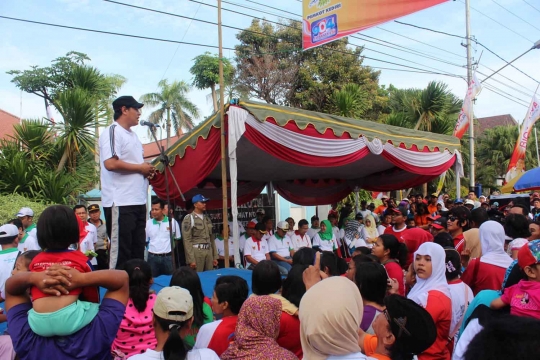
[192,194,209,203]
[454,198,464,204]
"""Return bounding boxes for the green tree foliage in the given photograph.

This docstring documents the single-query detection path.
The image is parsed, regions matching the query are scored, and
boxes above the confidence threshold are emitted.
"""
[0,120,96,203]
[476,125,537,188]
[0,193,50,224]
[234,20,387,120]
[140,79,200,148]
[190,52,234,112]
[329,84,370,118]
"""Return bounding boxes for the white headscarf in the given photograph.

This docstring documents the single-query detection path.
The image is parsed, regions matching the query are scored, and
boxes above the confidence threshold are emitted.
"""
[408,242,451,307]
[437,199,448,212]
[478,221,513,268]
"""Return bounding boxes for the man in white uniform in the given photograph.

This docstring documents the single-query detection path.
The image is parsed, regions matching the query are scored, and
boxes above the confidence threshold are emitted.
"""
[306,215,320,240]
[74,205,98,266]
[99,96,155,269]
[267,221,294,274]
[290,219,312,250]
[243,223,270,270]
[0,225,21,301]
[146,198,180,277]
[16,207,39,252]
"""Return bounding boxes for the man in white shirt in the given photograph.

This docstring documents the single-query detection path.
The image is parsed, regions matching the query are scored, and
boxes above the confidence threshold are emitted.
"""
[16,207,39,252]
[146,198,180,277]
[268,221,294,274]
[290,219,312,250]
[215,225,235,268]
[74,205,98,266]
[250,208,265,224]
[285,217,296,238]
[239,222,256,259]
[100,96,155,269]
[0,225,21,301]
[243,223,270,270]
[306,215,320,240]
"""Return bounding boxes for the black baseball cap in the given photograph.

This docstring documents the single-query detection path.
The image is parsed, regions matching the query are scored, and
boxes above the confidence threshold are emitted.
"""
[255,222,267,234]
[384,294,437,355]
[112,96,144,111]
[432,217,447,230]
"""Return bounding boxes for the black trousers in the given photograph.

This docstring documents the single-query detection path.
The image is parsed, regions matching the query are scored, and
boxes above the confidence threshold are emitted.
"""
[104,204,146,269]
[95,249,109,270]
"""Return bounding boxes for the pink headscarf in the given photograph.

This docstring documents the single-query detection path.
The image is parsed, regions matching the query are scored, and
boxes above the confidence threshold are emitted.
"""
[221,295,298,360]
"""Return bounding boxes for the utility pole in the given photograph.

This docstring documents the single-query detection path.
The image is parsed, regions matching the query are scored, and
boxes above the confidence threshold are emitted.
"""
[218,0,229,268]
[465,0,474,196]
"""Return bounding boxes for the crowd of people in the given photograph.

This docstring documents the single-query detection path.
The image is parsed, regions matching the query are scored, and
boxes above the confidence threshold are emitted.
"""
[0,189,539,359]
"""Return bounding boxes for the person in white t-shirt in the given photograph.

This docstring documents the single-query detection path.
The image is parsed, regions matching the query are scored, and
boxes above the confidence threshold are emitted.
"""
[260,216,275,243]
[129,286,219,360]
[0,224,21,302]
[250,208,266,224]
[290,219,312,250]
[239,222,256,259]
[16,207,40,252]
[99,96,155,270]
[306,215,320,240]
[267,221,295,274]
[312,220,338,252]
[215,225,235,268]
[285,217,296,238]
[243,223,270,270]
[145,199,180,277]
[328,214,342,248]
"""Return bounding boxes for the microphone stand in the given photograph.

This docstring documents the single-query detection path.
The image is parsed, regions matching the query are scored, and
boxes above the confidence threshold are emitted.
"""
[149,125,176,272]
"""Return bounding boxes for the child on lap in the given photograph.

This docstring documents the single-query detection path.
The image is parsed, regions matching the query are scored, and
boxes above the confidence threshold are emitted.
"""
[27,206,99,337]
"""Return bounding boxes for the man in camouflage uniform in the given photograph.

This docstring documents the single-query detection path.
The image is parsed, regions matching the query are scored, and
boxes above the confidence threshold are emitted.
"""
[182,194,218,272]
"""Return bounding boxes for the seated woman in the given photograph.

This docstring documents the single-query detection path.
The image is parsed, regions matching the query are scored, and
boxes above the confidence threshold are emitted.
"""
[221,295,297,359]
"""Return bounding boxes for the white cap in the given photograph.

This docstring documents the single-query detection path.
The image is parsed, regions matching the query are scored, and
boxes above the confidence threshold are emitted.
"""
[154,286,194,322]
[16,207,34,217]
[0,224,19,239]
[464,199,475,206]
[277,221,290,231]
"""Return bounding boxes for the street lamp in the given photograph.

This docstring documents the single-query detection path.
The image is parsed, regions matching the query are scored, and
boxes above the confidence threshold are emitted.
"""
[481,39,540,83]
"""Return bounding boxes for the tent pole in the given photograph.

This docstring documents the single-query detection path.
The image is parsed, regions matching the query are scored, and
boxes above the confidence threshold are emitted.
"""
[218,0,229,268]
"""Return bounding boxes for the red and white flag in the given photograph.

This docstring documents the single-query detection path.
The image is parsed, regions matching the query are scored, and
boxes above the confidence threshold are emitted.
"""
[453,72,482,139]
[504,95,540,184]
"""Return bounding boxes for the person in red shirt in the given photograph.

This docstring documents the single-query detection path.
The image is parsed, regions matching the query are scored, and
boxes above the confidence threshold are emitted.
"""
[374,196,389,215]
[372,234,408,296]
[194,275,248,356]
[447,206,471,254]
[408,242,452,360]
[462,221,513,295]
[384,206,409,240]
[401,228,433,269]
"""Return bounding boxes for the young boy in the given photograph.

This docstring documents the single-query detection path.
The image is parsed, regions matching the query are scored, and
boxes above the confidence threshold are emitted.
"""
[28,205,99,337]
[491,240,540,319]
[193,275,249,356]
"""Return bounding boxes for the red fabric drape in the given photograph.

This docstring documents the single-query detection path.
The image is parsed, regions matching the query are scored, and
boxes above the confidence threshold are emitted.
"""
[380,151,456,175]
[150,126,222,201]
[243,123,370,167]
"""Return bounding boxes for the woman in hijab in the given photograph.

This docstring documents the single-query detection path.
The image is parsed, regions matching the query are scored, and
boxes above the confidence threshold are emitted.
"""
[361,214,379,249]
[221,295,298,360]
[461,221,513,295]
[312,220,338,253]
[408,242,452,360]
[300,276,368,360]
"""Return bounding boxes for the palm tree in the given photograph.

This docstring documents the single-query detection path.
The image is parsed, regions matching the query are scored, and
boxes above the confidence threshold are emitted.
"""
[476,125,537,188]
[140,79,200,149]
[328,84,370,118]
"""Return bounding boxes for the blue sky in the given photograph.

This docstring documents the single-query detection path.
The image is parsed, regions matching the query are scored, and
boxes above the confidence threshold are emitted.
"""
[1,0,539,143]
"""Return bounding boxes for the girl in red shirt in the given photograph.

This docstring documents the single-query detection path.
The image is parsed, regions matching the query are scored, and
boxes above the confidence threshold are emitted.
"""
[372,234,408,296]
[408,242,452,360]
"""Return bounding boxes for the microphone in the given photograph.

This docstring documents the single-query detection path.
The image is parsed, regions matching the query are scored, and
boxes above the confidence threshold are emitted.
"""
[139,120,160,128]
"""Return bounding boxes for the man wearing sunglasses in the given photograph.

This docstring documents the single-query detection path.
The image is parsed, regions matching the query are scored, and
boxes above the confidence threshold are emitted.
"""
[99,96,155,269]
[447,206,471,254]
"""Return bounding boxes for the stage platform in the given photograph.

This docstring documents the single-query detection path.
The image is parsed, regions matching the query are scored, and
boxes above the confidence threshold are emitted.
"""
[99,267,253,300]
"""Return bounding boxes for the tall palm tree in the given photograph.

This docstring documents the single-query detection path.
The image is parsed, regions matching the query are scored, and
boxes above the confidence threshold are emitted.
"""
[140,79,200,149]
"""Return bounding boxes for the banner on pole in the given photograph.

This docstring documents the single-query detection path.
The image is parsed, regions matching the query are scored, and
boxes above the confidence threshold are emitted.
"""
[453,72,482,139]
[302,0,448,50]
[504,95,540,184]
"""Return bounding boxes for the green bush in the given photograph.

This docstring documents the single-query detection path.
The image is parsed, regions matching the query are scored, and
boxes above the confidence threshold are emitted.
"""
[0,194,50,224]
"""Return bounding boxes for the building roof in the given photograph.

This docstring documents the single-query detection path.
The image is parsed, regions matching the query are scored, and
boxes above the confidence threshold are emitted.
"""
[143,133,183,160]
[0,109,20,140]
[475,114,517,135]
